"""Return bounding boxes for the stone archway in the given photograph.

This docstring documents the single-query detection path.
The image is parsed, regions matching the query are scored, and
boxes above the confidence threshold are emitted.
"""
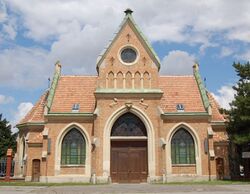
[110,112,148,183]
[103,105,156,182]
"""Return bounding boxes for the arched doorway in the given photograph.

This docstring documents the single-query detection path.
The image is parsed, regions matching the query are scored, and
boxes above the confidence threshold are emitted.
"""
[110,112,148,183]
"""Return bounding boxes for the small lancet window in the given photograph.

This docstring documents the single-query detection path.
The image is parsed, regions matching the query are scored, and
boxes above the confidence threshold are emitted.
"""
[72,103,80,112]
[176,104,184,112]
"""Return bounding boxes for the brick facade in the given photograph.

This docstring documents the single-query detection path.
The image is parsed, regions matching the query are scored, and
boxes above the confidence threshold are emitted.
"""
[14,9,229,183]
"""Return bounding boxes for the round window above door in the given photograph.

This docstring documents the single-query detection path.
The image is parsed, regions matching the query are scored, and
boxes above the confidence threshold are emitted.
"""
[119,46,139,65]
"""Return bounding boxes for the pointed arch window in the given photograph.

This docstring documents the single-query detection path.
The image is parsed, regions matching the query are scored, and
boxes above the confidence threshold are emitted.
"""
[143,72,150,88]
[61,128,86,165]
[125,71,132,88]
[111,113,147,136]
[134,71,141,89]
[117,71,123,88]
[171,128,195,164]
[107,71,114,88]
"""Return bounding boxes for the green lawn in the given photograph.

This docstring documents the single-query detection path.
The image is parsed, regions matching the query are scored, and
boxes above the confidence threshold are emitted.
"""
[160,180,250,185]
[0,180,249,186]
[0,182,94,186]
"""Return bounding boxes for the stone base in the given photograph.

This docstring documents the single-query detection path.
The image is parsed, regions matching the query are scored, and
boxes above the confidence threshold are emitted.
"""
[164,174,217,182]
[24,174,217,183]
[147,176,162,183]
[25,176,91,183]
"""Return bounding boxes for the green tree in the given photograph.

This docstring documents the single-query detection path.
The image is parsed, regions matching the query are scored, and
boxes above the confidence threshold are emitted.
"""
[226,62,250,178]
[227,62,250,144]
[0,114,17,158]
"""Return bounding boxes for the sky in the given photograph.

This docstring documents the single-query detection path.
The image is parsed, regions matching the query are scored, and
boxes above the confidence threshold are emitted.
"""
[0,0,249,132]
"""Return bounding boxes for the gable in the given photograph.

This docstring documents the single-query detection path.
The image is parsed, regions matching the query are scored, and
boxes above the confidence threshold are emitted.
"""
[96,10,160,73]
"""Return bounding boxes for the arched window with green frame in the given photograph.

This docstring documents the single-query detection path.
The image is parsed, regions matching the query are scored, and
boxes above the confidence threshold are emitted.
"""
[61,128,86,165]
[171,128,195,164]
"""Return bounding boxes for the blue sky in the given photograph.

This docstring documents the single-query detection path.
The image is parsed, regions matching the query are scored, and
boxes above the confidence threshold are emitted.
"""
[0,0,250,132]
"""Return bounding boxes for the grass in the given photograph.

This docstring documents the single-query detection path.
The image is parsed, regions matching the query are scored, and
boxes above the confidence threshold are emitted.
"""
[0,182,94,187]
[159,180,250,185]
[0,180,250,186]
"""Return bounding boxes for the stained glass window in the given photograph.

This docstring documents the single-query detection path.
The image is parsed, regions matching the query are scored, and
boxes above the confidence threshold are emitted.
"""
[171,128,195,164]
[61,128,86,165]
[121,48,137,63]
[111,113,147,136]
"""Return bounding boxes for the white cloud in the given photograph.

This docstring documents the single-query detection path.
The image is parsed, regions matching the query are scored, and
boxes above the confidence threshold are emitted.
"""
[4,0,250,45]
[212,85,235,110]
[11,102,33,132]
[220,46,234,57]
[0,0,7,22]
[2,18,17,40]
[50,23,114,75]
[4,0,121,41]
[227,28,250,43]
[161,50,195,75]
[0,0,250,89]
[0,94,14,104]
[0,0,17,40]
[0,46,53,88]
[235,50,250,61]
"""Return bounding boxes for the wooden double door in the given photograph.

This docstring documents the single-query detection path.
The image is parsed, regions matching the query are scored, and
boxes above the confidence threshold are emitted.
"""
[111,141,148,183]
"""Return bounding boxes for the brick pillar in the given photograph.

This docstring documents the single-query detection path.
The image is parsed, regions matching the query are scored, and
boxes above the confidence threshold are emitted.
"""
[5,149,13,182]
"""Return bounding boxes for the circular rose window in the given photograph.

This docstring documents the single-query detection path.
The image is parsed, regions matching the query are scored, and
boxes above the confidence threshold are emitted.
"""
[120,47,137,64]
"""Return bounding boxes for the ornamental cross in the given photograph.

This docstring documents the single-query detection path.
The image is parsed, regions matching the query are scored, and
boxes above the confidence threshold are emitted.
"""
[126,33,131,42]
[110,56,115,65]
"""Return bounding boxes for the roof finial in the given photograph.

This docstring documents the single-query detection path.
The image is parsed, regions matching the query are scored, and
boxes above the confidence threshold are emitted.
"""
[55,60,61,74]
[193,60,199,72]
[124,8,133,15]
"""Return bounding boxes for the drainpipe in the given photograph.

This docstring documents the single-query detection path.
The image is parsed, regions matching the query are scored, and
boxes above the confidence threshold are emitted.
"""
[207,136,211,181]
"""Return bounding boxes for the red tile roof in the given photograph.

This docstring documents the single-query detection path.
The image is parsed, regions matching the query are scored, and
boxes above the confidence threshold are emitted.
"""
[18,75,225,124]
[159,76,205,112]
[207,93,225,122]
[50,76,97,113]
[18,91,48,124]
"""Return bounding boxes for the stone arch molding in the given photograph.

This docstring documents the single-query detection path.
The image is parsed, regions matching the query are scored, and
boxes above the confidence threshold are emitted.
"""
[54,122,91,177]
[103,105,156,180]
[166,122,202,175]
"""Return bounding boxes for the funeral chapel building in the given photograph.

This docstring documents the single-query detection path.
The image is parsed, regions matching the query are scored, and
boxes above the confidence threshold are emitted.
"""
[14,9,229,183]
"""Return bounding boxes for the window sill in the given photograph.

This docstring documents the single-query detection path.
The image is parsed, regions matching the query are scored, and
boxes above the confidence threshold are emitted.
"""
[60,165,85,168]
[172,164,196,167]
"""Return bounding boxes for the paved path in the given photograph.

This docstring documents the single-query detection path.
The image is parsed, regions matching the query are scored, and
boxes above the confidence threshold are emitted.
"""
[0,184,250,194]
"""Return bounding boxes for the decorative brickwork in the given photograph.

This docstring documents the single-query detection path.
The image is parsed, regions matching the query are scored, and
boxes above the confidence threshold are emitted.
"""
[15,9,229,183]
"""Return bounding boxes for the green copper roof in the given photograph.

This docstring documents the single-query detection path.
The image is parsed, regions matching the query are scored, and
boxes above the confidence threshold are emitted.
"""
[193,68,210,111]
[46,68,60,111]
[96,10,161,72]
[16,122,46,128]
